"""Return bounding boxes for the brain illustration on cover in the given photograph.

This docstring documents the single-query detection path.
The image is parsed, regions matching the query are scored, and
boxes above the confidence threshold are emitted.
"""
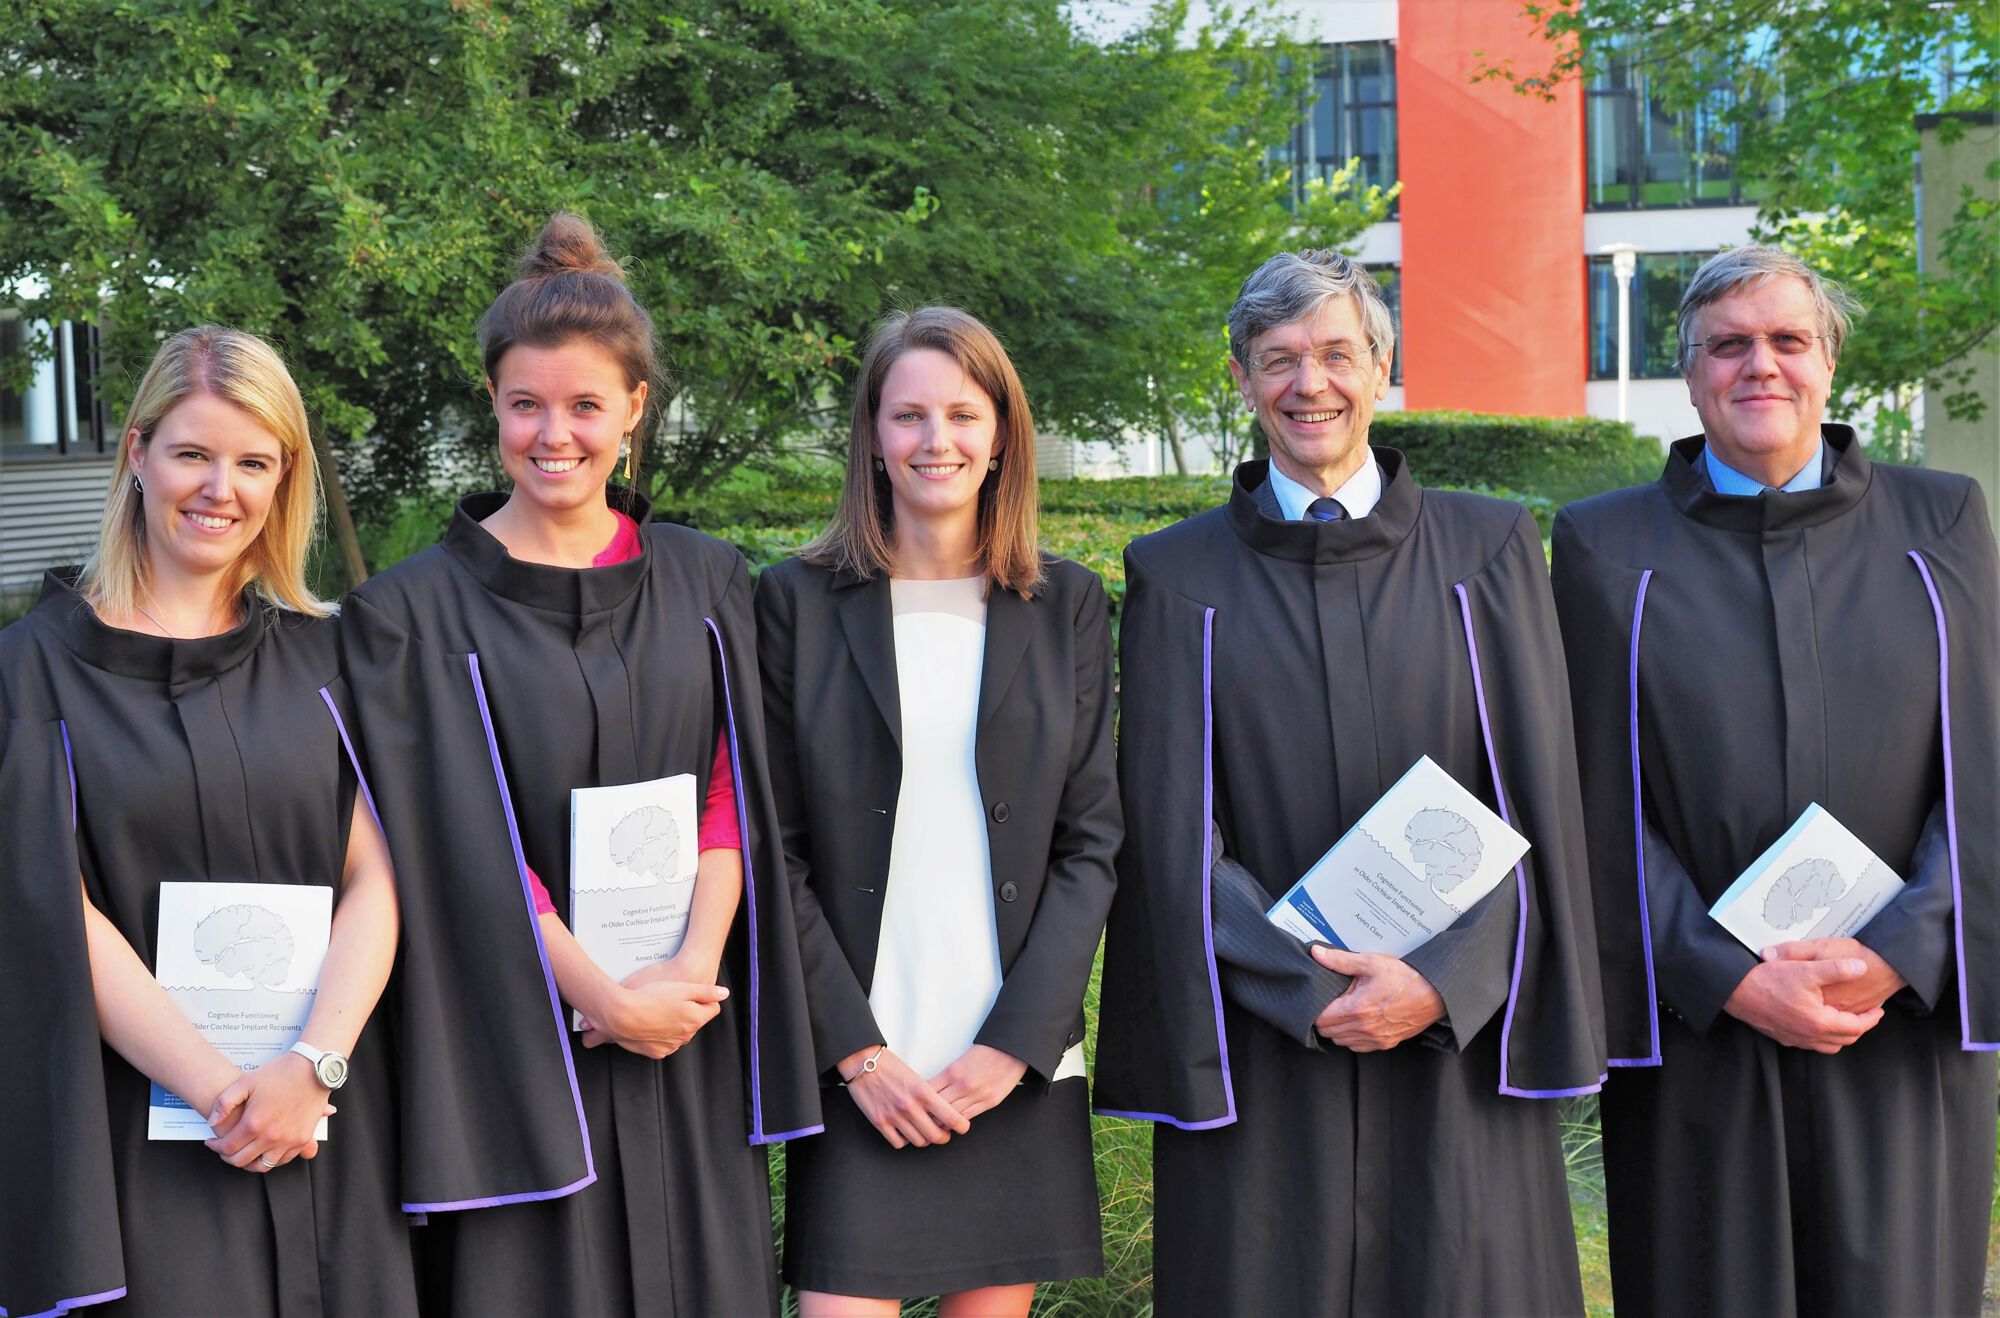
[610,805,684,885]
[193,904,296,990]
[1761,857,1851,931]
[1404,808,1484,897]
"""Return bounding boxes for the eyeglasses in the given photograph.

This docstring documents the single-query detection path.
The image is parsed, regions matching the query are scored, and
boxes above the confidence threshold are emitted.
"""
[1245,346,1372,381]
[1693,331,1825,360]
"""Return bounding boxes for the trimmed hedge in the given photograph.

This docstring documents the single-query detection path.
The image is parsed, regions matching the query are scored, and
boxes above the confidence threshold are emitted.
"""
[1369,410,1663,506]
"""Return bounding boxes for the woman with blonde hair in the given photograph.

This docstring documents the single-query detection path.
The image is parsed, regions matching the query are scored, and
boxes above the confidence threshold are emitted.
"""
[335,213,820,1315]
[759,306,1121,1315]
[0,326,416,1317]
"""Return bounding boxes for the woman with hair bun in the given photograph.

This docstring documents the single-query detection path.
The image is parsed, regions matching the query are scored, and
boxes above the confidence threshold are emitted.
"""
[758,307,1120,1316]
[0,327,416,1318]
[339,213,820,1315]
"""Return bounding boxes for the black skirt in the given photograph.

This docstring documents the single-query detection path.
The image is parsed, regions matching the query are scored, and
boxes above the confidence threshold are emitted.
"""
[782,1077,1102,1298]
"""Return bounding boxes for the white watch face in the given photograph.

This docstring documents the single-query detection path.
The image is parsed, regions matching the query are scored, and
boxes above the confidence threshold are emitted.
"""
[316,1053,350,1089]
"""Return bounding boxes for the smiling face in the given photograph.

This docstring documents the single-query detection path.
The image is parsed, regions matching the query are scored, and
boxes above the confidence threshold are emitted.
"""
[126,391,288,592]
[1684,275,1834,485]
[1229,293,1392,494]
[490,339,648,520]
[873,347,999,540]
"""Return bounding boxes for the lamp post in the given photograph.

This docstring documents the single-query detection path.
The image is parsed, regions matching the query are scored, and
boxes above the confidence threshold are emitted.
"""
[1600,243,1641,423]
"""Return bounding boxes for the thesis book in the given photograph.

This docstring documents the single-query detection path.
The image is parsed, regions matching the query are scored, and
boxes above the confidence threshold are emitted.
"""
[1266,755,1530,957]
[1708,803,1905,952]
[569,772,700,1030]
[150,881,333,1140]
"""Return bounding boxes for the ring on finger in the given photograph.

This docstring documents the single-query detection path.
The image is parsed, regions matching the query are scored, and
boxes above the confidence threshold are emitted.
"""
[258,1153,280,1170]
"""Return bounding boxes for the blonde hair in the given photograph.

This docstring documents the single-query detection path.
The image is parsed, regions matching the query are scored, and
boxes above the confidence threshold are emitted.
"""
[81,327,330,620]
[803,307,1044,598]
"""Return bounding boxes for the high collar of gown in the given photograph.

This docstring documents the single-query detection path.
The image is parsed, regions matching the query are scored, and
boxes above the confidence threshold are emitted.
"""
[33,566,268,690]
[1663,423,1870,534]
[1226,450,1422,565]
[443,484,655,615]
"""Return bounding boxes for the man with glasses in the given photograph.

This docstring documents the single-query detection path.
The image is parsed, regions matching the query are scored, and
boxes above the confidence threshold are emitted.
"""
[1097,249,1606,1315]
[1553,244,2000,1315]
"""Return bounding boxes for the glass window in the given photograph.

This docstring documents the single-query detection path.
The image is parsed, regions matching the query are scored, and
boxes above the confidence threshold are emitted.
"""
[1283,41,1398,209]
[1368,264,1405,387]
[1586,48,1755,209]
[0,315,109,458]
[1588,251,1714,380]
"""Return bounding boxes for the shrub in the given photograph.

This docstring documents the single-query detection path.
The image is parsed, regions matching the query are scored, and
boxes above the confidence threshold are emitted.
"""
[1371,410,1662,507]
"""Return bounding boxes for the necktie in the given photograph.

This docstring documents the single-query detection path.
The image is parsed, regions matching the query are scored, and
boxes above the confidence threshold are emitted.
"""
[1307,497,1347,522]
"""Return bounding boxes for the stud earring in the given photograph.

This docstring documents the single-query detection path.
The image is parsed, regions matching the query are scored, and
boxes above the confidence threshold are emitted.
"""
[988,458,999,472]
[873,457,885,472]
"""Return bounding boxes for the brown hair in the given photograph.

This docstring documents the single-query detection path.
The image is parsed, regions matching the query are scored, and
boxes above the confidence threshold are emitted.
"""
[477,213,661,476]
[803,307,1043,597]
[82,326,330,620]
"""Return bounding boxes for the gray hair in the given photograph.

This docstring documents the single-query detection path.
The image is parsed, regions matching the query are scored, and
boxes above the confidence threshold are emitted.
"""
[1228,250,1397,367]
[1675,244,1860,374]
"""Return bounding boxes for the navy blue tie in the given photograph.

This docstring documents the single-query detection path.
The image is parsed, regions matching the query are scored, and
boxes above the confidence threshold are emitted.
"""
[1307,497,1347,522]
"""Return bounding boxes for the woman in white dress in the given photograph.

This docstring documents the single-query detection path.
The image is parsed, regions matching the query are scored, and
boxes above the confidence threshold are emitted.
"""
[757,306,1121,1316]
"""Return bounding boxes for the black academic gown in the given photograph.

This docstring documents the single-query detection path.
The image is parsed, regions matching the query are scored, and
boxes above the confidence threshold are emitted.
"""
[0,571,417,1318]
[338,488,819,1317]
[1096,457,1606,1317]
[1552,427,2000,1318]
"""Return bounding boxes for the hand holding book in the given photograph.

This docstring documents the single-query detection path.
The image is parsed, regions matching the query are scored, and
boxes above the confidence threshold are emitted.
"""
[1309,945,1446,1051]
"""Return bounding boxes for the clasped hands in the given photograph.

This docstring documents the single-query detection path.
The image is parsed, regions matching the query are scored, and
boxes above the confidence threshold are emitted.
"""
[578,954,730,1060]
[203,1051,336,1174]
[1723,936,1904,1053]
[839,1042,1028,1149]
[1309,945,1446,1051]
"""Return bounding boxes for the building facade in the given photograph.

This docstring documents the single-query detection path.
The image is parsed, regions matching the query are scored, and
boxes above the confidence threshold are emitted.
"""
[1059,0,1763,478]
[0,308,116,594]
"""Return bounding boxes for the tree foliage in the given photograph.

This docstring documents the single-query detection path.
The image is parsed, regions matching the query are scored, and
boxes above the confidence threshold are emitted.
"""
[1483,0,1999,441]
[1,0,1382,554]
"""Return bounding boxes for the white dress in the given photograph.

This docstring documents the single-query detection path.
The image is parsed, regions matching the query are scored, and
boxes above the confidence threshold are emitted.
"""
[868,576,1003,1078]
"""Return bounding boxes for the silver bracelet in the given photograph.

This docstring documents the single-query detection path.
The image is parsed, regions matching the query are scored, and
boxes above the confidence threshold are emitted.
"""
[841,1043,887,1086]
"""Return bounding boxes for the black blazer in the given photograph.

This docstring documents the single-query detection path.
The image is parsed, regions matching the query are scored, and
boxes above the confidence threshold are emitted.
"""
[755,553,1122,1082]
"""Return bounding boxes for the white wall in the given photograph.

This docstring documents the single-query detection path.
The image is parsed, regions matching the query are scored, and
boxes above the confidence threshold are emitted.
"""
[1585,378,1697,446]
[1070,0,1397,45]
[1583,207,1759,256]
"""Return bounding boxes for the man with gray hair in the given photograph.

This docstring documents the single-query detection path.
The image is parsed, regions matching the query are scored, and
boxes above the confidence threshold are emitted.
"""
[1554,244,2000,1315]
[1097,249,1606,1314]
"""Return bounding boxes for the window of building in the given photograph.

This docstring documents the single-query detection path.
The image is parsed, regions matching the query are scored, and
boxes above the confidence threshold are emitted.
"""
[1587,250,1714,380]
[1585,49,1762,210]
[1274,41,1398,210]
[1368,264,1404,387]
[0,312,110,458]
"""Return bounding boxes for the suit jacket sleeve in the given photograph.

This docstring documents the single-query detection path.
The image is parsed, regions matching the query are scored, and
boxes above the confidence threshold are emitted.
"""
[0,712,125,1317]
[1860,800,1955,1013]
[1209,824,1350,1049]
[754,565,886,1076]
[975,572,1123,1080]
[1637,821,1757,1034]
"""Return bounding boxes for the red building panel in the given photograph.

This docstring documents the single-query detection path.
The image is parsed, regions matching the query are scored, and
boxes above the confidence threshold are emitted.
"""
[1396,1,1585,415]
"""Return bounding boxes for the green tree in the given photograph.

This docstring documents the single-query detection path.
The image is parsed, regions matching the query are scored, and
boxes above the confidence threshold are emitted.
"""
[1088,7,1396,474]
[1,0,924,574]
[1482,0,1999,446]
[2,0,1358,563]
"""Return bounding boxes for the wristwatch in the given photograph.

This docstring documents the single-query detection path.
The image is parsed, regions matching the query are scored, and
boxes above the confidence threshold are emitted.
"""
[289,1040,350,1090]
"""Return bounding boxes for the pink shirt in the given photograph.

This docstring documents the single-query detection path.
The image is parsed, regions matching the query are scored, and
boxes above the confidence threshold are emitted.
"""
[527,511,740,916]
